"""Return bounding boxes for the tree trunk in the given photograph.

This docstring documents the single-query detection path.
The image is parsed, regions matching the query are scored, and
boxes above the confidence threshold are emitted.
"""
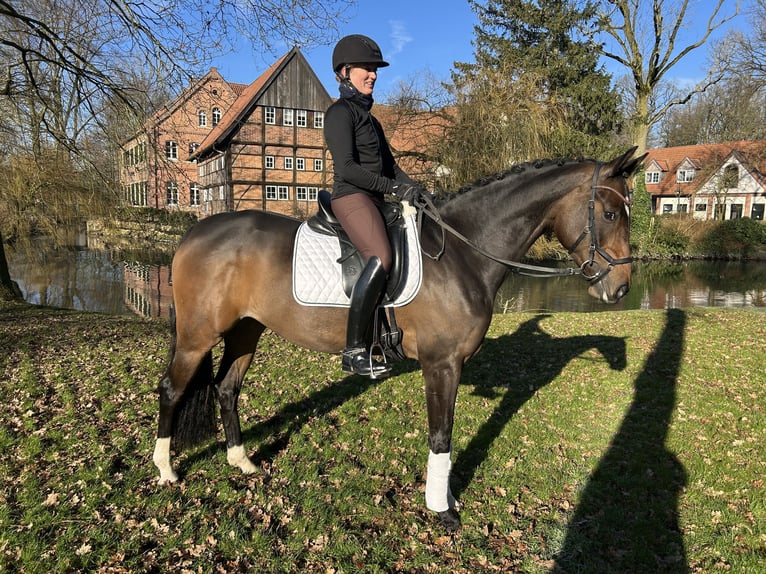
[0,229,23,301]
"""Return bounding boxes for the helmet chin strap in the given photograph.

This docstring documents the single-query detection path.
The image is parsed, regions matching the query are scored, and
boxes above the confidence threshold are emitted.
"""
[337,66,358,94]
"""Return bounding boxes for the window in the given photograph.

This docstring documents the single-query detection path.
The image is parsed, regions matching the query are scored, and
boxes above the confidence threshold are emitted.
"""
[730,204,743,219]
[296,110,307,127]
[314,158,323,172]
[212,107,221,126]
[677,169,695,183]
[124,144,146,167]
[662,204,673,214]
[165,140,178,160]
[166,181,179,205]
[278,186,289,200]
[296,158,305,171]
[264,107,275,124]
[751,203,764,220]
[645,171,661,184]
[127,181,148,206]
[314,111,324,128]
[198,110,207,127]
[266,185,277,200]
[265,156,275,169]
[190,183,200,206]
[722,165,739,188]
[695,203,707,212]
[283,109,294,126]
[284,157,293,170]
[203,188,213,202]
[297,187,318,201]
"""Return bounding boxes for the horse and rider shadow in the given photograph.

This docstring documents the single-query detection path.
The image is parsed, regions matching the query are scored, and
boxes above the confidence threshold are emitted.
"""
[553,308,688,573]
[180,309,687,571]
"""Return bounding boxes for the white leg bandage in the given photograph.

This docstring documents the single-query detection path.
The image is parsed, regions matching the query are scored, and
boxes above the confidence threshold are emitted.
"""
[425,449,455,512]
[227,444,258,474]
[153,438,179,484]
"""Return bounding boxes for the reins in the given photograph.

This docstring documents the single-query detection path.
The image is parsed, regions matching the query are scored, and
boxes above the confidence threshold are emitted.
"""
[412,162,634,282]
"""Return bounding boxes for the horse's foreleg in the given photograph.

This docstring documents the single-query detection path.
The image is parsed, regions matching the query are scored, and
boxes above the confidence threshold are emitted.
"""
[423,359,462,531]
[216,320,264,475]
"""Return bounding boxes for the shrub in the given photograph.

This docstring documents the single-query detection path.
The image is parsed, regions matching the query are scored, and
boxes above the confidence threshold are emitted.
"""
[699,218,766,258]
[113,206,198,229]
[654,218,690,254]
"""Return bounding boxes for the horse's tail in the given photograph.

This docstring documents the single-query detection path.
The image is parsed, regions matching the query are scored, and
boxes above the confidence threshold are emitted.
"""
[165,305,218,450]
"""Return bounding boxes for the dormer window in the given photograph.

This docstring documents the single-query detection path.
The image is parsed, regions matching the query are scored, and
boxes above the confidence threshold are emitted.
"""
[645,171,661,184]
[676,169,695,183]
[722,165,738,188]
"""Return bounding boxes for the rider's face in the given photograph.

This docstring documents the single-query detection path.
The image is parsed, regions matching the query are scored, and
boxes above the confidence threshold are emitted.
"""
[345,64,378,95]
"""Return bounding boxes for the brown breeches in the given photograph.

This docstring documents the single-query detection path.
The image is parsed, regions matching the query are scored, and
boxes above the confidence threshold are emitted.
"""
[331,193,392,273]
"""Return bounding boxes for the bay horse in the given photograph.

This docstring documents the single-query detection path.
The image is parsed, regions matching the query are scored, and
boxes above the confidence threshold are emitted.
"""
[153,147,645,530]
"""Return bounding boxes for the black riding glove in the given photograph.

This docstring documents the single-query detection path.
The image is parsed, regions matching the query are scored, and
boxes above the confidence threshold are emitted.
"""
[392,183,425,205]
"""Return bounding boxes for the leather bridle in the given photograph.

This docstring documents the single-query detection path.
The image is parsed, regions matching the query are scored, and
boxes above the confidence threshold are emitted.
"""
[565,162,634,283]
[413,162,634,282]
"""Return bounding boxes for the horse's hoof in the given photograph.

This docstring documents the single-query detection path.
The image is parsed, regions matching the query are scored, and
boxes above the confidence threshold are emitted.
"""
[436,508,461,531]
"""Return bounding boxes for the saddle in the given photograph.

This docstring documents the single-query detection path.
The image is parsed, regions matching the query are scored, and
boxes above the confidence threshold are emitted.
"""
[307,190,408,301]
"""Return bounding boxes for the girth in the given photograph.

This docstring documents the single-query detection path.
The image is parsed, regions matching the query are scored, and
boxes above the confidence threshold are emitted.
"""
[306,190,408,301]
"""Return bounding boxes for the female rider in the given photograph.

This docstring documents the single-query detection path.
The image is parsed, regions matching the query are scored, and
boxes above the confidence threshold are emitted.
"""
[324,34,422,379]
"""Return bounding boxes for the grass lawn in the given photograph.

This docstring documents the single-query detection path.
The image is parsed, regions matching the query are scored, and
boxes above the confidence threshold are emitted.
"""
[1,301,764,573]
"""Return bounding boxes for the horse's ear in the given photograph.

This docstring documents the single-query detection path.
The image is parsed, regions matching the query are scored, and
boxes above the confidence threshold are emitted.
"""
[607,146,648,178]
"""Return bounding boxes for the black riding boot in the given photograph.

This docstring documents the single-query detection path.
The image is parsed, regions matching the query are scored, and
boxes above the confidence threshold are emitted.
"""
[342,256,391,379]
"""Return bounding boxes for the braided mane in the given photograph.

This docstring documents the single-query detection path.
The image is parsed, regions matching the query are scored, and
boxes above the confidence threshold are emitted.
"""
[436,156,594,200]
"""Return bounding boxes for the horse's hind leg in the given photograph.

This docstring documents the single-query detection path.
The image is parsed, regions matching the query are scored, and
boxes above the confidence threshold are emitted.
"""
[153,345,214,483]
[214,318,265,475]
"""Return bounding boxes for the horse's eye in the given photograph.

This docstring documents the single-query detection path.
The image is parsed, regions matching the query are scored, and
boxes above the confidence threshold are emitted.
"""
[604,211,617,222]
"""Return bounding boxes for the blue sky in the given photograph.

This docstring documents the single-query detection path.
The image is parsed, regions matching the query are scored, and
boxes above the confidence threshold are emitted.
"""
[211,0,745,98]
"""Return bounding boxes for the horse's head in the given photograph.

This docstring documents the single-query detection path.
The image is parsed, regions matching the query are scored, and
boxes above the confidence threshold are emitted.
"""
[556,147,647,304]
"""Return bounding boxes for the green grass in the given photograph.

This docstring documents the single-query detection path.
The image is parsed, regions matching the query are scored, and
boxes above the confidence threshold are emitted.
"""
[1,301,764,573]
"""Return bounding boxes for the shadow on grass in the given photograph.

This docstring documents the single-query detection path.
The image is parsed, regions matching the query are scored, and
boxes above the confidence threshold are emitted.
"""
[452,311,687,572]
[553,309,688,573]
[452,313,628,499]
[183,353,422,471]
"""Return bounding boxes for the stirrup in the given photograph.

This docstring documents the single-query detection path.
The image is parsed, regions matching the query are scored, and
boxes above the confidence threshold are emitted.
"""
[342,348,391,379]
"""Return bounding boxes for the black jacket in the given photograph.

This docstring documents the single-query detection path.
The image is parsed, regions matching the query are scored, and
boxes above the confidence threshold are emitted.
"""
[324,95,414,200]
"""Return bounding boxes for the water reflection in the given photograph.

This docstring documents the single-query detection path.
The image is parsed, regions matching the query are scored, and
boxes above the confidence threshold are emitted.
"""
[122,262,173,318]
[494,260,766,312]
[7,245,766,316]
[7,244,173,318]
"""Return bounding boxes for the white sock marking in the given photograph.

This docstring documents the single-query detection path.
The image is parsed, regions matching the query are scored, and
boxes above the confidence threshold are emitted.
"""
[227,444,258,474]
[153,437,179,484]
[425,449,456,512]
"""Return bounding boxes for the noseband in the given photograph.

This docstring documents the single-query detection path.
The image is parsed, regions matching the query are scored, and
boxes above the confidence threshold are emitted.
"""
[413,162,633,282]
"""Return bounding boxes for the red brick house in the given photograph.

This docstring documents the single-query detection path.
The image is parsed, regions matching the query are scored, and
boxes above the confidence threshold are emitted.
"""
[191,47,334,218]
[644,141,766,221]
[119,68,248,214]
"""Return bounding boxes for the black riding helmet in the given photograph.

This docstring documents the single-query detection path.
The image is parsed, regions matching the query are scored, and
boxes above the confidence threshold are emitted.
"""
[332,34,390,73]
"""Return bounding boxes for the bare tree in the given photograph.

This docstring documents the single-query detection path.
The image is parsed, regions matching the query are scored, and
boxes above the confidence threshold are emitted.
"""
[591,0,741,155]
[658,77,766,146]
[713,0,766,88]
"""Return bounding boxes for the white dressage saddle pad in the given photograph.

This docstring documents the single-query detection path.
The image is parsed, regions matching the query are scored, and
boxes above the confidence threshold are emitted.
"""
[292,212,423,307]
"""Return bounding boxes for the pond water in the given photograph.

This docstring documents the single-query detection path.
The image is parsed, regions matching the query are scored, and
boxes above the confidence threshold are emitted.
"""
[7,244,766,317]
